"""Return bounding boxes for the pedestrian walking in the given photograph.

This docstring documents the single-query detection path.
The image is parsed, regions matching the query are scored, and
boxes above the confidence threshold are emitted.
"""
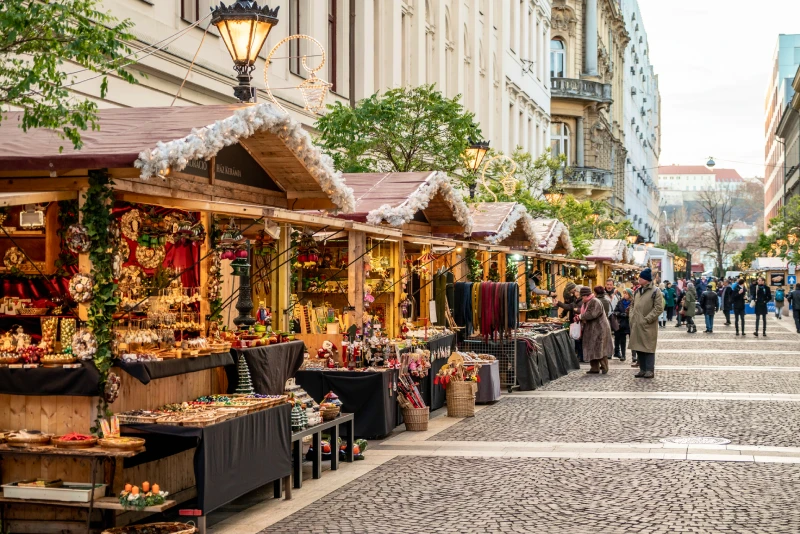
[699,285,720,333]
[751,277,772,337]
[596,285,612,316]
[657,282,668,328]
[629,268,665,378]
[613,288,633,362]
[683,282,697,333]
[775,286,786,319]
[731,278,747,336]
[720,279,733,326]
[788,283,800,333]
[663,280,677,324]
[576,286,613,375]
[605,278,620,310]
[675,284,685,327]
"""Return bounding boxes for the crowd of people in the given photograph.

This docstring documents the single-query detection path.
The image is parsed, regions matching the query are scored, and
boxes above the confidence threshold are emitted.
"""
[555,270,796,380]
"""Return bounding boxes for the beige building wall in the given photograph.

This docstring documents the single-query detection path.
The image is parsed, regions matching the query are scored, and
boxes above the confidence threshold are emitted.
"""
[62,0,552,163]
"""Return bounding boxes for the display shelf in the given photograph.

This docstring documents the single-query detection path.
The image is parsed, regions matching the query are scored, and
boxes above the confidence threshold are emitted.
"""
[0,443,142,458]
[0,492,176,513]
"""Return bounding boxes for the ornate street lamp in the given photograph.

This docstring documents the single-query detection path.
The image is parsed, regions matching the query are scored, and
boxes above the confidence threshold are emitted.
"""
[211,1,280,102]
[706,156,716,168]
[543,186,564,205]
[626,234,638,245]
[463,139,490,198]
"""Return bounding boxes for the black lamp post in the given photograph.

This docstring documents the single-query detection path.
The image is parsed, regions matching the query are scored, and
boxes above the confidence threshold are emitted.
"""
[211,1,280,103]
[231,241,257,329]
[463,139,490,198]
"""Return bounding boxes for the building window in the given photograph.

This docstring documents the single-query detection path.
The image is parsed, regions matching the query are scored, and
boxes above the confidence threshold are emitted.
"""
[289,0,302,76]
[425,0,435,84]
[328,0,338,92]
[550,39,565,78]
[550,123,570,165]
[181,0,212,23]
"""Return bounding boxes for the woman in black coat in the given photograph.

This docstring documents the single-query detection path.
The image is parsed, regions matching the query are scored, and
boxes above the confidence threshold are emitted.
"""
[731,278,747,336]
[750,277,772,336]
[612,288,633,361]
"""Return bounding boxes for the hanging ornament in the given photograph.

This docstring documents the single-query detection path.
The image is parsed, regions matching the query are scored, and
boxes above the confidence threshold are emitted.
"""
[72,328,97,360]
[120,209,142,241]
[135,245,166,270]
[264,34,332,114]
[3,247,24,270]
[65,224,91,254]
[219,217,246,260]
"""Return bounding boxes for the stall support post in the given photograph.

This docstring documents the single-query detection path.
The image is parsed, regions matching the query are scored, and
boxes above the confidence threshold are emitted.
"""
[77,187,90,322]
[348,230,366,330]
[394,239,405,336]
[199,212,211,331]
[277,223,292,331]
[44,202,60,274]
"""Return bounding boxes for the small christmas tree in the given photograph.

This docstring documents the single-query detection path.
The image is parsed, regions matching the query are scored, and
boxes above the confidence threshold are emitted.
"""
[235,354,255,395]
[291,403,304,431]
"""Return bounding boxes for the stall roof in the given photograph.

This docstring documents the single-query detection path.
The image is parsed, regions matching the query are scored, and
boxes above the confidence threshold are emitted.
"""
[586,239,629,262]
[0,104,355,212]
[751,257,788,270]
[531,218,574,255]
[633,249,650,267]
[337,171,472,234]
[470,202,539,247]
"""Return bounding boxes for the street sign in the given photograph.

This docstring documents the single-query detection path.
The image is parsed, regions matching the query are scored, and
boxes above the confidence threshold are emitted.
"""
[789,275,797,286]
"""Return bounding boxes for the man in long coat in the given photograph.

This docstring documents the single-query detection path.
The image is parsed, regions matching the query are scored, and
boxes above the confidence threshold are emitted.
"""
[629,268,665,379]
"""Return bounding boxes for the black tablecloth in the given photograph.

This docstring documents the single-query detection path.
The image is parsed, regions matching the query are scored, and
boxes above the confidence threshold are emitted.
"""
[116,352,234,385]
[516,329,577,391]
[295,369,397,438]
[227,341,305,395]
[0,361,100,396]
[124,403,291,514]
[476,361,501,403]
[414,334,455,411]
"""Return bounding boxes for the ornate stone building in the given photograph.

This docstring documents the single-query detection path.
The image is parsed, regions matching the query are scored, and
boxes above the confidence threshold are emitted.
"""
[549,0,629,212]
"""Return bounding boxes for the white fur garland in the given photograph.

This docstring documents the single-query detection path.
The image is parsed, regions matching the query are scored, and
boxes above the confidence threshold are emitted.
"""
[485,204,539,245]
[535,219,575,255]
[366,172,473,234]
[134,103,355,213]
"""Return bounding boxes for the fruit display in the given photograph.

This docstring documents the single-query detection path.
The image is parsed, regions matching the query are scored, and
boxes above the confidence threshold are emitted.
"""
[53,432,98,448]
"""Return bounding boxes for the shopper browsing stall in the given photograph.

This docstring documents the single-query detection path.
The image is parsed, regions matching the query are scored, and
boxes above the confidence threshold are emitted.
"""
[575,286,613,375]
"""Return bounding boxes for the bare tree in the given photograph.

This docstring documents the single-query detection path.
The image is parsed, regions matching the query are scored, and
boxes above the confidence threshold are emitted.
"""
[660,204,692,249]
[691,190,737,277]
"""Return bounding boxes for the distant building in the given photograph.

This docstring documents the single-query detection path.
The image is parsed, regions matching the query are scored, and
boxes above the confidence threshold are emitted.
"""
[657,165,744,200]
[764,34,800,228]
[777,64,800,206]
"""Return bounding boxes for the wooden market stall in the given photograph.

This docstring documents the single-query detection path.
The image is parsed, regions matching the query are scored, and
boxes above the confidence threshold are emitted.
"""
[586,239,637,285]
[0,103,358,532]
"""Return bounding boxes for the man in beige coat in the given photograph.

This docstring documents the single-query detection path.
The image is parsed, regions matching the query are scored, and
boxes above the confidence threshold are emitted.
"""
[629,268,665,379]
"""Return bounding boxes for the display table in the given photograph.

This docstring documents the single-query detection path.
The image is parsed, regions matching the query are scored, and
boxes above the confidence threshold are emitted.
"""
[0,361,100,396]
[516,329,578,391]
[123,403,291,515]
[294,369,398,438]
[290,413,355,489]
[475,360,501,403]
[226,341,305,395]
[117,352,234,385]
[405,334,455,412]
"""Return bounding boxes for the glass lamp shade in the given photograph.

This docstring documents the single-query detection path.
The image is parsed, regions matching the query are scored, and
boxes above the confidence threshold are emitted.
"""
[543,190,564,204]
[626,235,638,245]
[463,140,490,171]
[211,1,280,67]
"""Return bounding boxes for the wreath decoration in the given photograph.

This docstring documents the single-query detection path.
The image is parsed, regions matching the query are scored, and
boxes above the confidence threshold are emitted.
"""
[71,328,98,360]
[65,224,91,254]
[69,273,94,302]
[135,245,165,270]
[118,265,144,290]
[120,209,142,241]
[3,247,24,270]
[117,238,130,264]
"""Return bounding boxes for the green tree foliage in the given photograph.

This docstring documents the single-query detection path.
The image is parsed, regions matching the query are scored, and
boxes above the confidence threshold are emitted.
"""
[733,195,800,267]
[0,0,136,150]
[315,84,480,173]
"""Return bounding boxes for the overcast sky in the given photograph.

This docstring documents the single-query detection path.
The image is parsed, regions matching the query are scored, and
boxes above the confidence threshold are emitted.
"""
[639,0,800,178]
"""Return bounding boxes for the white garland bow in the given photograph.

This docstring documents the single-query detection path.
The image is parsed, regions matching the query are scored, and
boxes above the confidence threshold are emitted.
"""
[134,103,355,213]
[366,172,473,234]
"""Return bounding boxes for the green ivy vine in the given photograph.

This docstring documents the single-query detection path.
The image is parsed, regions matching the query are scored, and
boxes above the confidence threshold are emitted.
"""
[81,170,119,434]
[466,249,483,283]
[208,217,223,324]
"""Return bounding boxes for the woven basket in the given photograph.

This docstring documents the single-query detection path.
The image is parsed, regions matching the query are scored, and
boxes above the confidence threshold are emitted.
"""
[102,522,196,534]
[446,381,476,418]
[18,307,48,316]
[402,406,429,431]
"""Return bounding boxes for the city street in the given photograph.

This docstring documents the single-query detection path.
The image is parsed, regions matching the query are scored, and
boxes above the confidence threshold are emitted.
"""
[206,314,800,533]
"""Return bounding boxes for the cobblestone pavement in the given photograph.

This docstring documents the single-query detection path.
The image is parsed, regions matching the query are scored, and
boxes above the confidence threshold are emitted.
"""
[428,397,800,446]
[608,352,800,366]
[537,368,800,393]
[260,456,800,534]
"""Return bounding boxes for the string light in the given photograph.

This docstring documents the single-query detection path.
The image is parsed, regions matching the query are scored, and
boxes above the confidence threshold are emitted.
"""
[264,34,332,114]
[479,154,518,201]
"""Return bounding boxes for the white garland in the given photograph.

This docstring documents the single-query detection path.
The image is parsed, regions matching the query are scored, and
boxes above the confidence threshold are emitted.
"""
[484,204,539,246]
[134,103,355,213]
[366,171,473,234]
[534,219,575,255]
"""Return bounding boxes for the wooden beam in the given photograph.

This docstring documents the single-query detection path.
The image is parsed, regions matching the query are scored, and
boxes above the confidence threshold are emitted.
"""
[199,212,211,332]
[44,203,60,275]
[114,192,267,218]
[0,178,88,192]
[77,188,89,322]
[277,224,292,331]
[348,230,366,330]
[0,190,77,207]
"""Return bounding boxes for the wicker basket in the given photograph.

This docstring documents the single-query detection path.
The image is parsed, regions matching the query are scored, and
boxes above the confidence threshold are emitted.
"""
[18,307,48,316]
[446,381,476,418]
[102,522,196,534]
[402,406,429,431]
[320,404,341,421]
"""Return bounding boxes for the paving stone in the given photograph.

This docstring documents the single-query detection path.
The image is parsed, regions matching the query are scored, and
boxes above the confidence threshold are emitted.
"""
[260,457,800,534]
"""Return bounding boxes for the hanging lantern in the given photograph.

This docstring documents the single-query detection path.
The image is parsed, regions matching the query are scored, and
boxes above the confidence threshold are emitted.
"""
[298,72,332,113]
[264,34,331,114]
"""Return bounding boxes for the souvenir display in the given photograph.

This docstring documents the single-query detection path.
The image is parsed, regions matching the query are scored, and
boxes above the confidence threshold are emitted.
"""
[68,273,94,302]
[52,433,98,448]
[118,265,144,291]
[60,318,77,348]
[3,246,24,270]
[6,430,52,447]
[118,481,168,510]
[121,209,142,241]
[41,353,77,366]
[135,245,165,270]
[65,224,91,254]
[72,328,98,360]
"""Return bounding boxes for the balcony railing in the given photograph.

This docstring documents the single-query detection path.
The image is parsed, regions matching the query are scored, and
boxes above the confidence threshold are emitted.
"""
[550,78,613,103]
[556,167,613,189]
